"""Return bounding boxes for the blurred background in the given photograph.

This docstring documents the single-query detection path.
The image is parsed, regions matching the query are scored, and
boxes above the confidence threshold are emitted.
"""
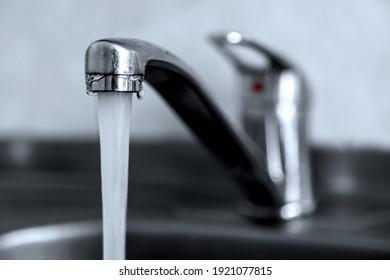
[0,0,389,147]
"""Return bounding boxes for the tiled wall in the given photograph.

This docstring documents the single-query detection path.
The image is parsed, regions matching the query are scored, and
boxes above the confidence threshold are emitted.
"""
[0,0,389,147]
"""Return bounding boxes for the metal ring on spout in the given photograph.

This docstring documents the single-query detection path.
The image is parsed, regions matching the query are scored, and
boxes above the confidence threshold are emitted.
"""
[85,74,144,95]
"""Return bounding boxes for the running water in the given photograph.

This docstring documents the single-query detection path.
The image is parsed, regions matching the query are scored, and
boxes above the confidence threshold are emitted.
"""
[97,92,133,260]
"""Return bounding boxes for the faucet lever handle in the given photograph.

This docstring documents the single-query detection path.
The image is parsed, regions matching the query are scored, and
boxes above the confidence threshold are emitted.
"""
[209,31,290,73]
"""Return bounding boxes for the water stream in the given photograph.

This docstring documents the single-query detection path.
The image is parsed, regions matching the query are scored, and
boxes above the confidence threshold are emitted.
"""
[97,92,133,260]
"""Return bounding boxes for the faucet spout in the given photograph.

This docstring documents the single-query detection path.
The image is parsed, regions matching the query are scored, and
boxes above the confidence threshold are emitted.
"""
[85,38,309,221]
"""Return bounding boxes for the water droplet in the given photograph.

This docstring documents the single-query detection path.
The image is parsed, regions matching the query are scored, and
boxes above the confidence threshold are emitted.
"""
[136,90,144,99]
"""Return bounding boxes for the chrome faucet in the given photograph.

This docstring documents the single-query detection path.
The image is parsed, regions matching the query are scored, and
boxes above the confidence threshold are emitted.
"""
[84,31,315,221]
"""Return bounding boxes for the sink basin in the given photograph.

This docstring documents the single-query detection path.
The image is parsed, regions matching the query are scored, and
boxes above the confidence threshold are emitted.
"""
[0,141,389,259]
[0,217,389,260]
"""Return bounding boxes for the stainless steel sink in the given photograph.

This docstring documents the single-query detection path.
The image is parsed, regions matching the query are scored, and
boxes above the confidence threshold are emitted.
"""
[0,141,389,259]
[0,216,389,259]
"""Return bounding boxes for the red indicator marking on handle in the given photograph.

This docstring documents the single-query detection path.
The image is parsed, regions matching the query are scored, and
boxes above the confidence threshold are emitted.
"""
[251,80,263,93]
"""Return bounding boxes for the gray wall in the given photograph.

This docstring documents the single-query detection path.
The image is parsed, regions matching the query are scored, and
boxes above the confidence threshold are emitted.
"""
[0,0,389,147]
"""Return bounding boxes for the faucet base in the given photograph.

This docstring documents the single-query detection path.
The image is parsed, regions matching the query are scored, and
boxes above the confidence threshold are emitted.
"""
[239,200,316,222]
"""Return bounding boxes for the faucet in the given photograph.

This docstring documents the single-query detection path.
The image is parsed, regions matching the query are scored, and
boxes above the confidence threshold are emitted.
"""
[84,31,315,221]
